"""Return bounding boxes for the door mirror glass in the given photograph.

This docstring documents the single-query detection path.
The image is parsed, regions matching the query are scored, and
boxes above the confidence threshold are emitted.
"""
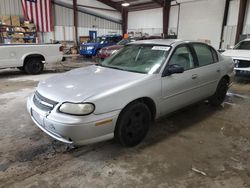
[163,64,184,76]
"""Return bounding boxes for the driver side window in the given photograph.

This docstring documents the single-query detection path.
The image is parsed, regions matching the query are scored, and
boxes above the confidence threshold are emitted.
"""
[168,46,194,71]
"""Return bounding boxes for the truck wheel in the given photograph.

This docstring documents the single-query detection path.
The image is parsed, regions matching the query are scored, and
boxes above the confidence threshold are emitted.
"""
[209,78,229,106]
[24,58,44,75]
[115,102,151,147]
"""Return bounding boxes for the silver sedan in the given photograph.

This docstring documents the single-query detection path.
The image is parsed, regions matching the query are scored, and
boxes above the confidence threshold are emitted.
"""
[27,39,234,147]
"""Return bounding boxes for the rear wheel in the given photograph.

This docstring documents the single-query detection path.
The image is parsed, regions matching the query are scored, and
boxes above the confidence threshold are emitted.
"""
[24,58,44,75]
[209,78,229,106]
[115,102,151,147]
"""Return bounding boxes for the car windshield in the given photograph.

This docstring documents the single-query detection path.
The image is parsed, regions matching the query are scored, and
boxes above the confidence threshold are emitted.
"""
[234,41,250,50]
[101,44,171,74]
[90,37,106,44]
[117,38,136,45]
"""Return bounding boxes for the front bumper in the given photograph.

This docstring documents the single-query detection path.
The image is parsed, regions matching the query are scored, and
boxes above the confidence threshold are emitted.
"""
[234,59,250,76]
[27,94,120,145]
[235,67,250,76]
[80,48,96,56]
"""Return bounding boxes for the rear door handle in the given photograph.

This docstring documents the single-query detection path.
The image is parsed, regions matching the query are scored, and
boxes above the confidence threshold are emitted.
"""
[192,74,198,79]
[216,69,221,73]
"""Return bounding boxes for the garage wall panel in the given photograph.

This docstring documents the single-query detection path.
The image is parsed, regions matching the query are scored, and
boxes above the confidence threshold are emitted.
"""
[128,8,163,35]
[54,4,74,26]
[77,10,121,30]
[49,4,122,43]
[243,0,250,34]
[77,27,121,37]
[178,0,226,49]
[0,0,23,17]
[169,5,179,35]
[222,0,239,49]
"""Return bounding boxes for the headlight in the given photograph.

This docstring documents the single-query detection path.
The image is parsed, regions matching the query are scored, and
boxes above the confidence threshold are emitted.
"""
[59,102,95,115]
[87,46,94,50]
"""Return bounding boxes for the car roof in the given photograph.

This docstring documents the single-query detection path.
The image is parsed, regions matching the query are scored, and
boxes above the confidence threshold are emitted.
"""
[130,39,215,48]
[130,39,193,47]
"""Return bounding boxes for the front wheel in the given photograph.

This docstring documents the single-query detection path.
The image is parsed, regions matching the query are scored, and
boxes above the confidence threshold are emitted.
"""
[24,58,44,75]
[209,78,229,106]
[115,102,151,147]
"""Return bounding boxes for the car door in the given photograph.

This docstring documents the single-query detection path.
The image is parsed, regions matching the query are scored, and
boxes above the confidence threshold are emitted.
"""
[160,44,202,115]
[191,43,221,98]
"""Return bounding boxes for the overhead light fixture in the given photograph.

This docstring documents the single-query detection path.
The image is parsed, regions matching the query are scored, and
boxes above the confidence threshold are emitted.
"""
[122,2,130,7]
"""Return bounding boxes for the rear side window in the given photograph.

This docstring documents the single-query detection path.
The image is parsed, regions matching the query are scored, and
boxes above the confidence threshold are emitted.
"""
[211,47,219,62]
[193,44,214,66]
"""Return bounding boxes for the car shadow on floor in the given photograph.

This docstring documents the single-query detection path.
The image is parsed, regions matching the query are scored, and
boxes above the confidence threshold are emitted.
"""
[234,76,250,83]
[139,102,221,149]
[0,68,59,79]
[67,101,225,156]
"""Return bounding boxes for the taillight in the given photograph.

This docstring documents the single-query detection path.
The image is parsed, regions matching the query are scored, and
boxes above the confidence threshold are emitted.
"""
[59,46,64,52]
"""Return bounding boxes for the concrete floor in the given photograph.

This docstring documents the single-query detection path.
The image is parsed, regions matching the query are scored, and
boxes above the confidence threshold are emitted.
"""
[0,58,250,188]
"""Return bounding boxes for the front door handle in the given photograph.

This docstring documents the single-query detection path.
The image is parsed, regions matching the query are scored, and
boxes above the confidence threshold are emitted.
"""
[216,69,221,73]
[192,74,198,79]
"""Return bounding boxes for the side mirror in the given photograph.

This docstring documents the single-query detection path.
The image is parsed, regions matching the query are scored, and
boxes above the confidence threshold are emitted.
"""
[162,64,184,77]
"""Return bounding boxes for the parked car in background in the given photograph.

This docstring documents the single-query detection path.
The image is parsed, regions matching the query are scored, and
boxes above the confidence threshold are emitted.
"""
[0,44,63,74]
[97,36,162,59]
[27,39,234,147]
[222,39,250,76]
[97,37,138,59]
[80,35,122,57]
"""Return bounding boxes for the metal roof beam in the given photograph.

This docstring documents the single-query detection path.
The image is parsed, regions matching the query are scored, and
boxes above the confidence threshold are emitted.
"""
[128,2,162,12]
[152,0,164,7]
[96,0,122,12]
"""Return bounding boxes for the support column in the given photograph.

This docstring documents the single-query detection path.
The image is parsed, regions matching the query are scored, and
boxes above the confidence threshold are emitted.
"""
[73,0,78,44]
[235,0,247,44]
[122,9,128,37]
[163,0,171,38]
[219,0,230,49]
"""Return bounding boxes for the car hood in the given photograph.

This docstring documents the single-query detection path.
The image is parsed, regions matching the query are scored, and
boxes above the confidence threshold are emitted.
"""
[37,65,148,103]
[102,45,123,51]
[222,49,250,60]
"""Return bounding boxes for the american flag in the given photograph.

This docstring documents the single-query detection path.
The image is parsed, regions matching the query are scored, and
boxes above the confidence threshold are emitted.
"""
[21,0,53,32]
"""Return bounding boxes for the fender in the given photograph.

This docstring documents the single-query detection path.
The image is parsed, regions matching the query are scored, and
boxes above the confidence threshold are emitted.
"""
[21,52,46,66]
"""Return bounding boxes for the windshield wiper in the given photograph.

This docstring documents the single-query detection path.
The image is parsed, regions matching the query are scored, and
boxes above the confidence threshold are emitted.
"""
[108,66,126,71]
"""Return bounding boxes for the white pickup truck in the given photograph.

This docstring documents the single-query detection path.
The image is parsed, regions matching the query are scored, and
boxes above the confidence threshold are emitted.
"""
[222,39,250,76]
[0,44,63,74]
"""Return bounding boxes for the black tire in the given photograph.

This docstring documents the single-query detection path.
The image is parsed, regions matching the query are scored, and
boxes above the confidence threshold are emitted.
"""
[209,78,229,106]
[17,67,25,72]
[115,102,151,147]
[24,58,44,75]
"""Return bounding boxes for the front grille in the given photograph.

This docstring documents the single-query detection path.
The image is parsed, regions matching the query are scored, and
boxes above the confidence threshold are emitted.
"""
[235,60,250,68]
[33,91,58,111]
